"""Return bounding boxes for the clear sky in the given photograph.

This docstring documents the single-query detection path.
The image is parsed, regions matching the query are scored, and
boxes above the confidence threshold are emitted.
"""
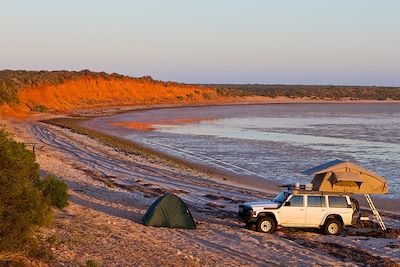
[0,0,399,86]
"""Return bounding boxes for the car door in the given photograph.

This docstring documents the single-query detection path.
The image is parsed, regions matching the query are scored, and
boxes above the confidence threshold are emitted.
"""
[305,195,327,226]
[280,195,306,226]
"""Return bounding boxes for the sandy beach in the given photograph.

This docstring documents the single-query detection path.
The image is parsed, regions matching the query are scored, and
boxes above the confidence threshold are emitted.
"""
[1,104,399,266]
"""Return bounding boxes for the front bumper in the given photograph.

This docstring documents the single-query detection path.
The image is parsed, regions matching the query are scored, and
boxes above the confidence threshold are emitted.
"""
[238,205,257,223]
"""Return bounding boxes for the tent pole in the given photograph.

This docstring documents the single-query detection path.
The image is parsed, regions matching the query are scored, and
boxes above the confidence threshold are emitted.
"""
[364,194,386,231]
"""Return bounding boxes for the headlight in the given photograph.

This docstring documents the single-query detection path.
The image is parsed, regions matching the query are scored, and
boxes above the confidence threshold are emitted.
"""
[239,206,244,213]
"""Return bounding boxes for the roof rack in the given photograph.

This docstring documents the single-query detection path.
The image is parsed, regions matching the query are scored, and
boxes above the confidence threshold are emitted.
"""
[280,183,313,191]
[279,183,353,196]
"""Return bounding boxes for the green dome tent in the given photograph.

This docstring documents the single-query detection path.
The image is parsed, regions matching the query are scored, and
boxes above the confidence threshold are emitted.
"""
[142,194,196,229]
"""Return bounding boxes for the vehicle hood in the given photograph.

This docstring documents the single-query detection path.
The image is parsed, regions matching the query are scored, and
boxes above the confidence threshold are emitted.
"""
[241,200,279,209]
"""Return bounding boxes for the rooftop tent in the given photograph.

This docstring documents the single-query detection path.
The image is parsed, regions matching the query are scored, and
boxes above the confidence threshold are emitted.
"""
[302,160,388,194]
[142,194,196,229]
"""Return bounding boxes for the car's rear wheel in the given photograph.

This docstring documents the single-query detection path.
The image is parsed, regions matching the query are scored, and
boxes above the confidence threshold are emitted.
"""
[323,219,343,235]
[256,216,276,233]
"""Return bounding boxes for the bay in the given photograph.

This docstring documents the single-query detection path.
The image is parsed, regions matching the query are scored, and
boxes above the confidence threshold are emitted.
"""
[92,103,400,198]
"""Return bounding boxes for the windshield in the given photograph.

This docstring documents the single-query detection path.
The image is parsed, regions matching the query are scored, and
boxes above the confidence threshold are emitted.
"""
[273,191,290,203]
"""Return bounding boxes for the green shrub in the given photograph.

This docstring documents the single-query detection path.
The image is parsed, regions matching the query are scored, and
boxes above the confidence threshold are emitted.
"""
[0,129,51,251]
[86,259,98,267]
[202,93,212,100]
[0,83,19,105]
[0,129,68,252]
[186,93,194,100]
[215,87,249,96]
[31,104,48,112]
[41,175,68,209]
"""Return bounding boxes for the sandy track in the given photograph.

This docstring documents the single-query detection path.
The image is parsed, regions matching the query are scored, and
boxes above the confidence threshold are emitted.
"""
[5,120,399,266]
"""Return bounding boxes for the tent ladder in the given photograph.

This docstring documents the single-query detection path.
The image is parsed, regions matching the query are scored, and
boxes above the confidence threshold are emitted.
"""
[364,194,386,231]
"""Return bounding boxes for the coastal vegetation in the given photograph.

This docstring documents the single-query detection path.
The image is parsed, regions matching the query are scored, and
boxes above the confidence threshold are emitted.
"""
[0,128,68,260]
[205,84,400,100]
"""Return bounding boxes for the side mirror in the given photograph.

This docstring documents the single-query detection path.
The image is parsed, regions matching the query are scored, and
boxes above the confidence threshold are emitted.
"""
[284,202,291,206]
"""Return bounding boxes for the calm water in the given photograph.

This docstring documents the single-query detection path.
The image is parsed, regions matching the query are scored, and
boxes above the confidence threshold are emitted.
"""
[91,104,400,198]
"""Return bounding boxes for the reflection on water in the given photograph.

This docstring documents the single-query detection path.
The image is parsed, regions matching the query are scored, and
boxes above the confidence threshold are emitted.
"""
[94,104,400,198]
[155,117,400,161]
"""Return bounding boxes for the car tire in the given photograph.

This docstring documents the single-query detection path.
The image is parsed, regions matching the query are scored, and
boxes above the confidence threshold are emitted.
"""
[350,198,360,213]
[256,216,276,233]
[323,219,343,235]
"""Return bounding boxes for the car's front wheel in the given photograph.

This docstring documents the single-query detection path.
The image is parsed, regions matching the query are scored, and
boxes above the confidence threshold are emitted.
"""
[256,216,276,233]
[323,219,343,235]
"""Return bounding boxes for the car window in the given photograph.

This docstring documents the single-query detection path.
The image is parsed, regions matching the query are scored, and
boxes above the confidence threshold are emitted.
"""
[287,195,304,207]
[328,196,348,208]
[307,196,326,207]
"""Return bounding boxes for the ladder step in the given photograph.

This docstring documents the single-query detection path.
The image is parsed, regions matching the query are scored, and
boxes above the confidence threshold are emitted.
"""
[364,194,386,231]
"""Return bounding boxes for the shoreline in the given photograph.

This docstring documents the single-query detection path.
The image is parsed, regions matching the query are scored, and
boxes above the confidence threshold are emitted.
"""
[43,117,283,195]
[64,96,400,117]
[2,95,400,123]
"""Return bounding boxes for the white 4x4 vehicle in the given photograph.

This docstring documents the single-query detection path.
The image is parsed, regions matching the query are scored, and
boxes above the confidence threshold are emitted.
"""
[238,189,354,235]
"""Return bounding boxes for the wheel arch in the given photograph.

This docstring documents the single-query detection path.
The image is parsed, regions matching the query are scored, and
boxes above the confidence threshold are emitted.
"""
[257,212,278,224]
[323,214,344,226]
